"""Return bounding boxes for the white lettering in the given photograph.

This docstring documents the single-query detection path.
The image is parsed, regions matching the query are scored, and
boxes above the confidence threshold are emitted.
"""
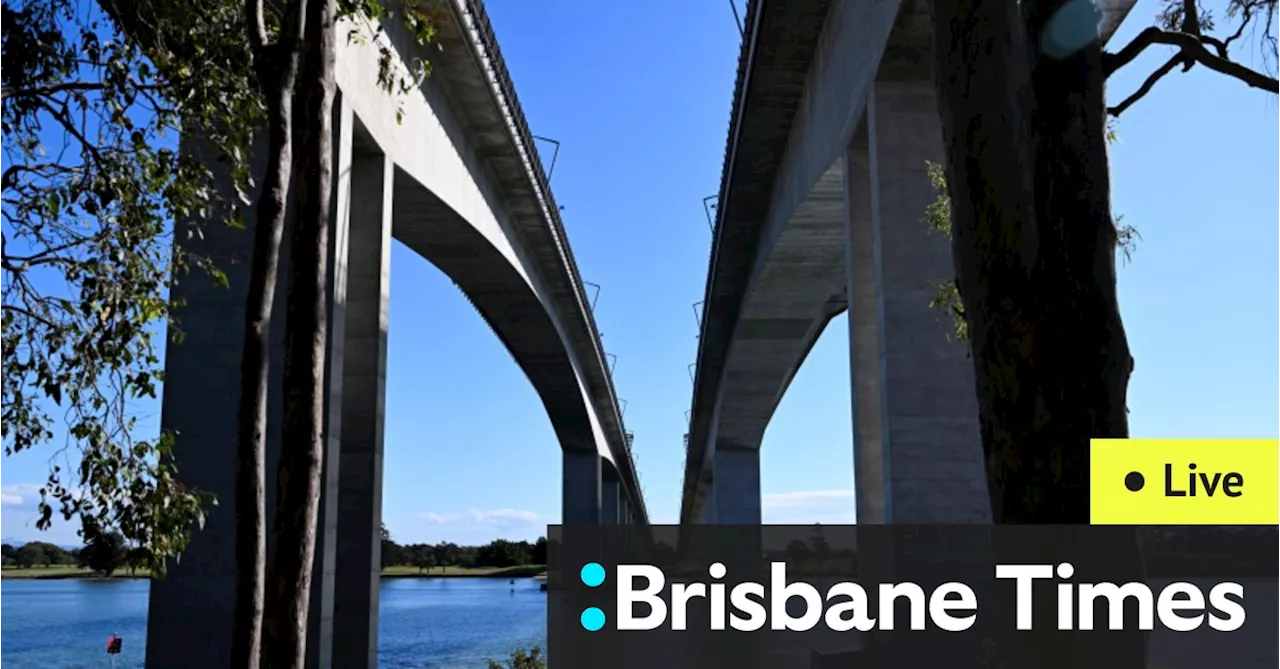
[1079,582,1153,631]
[770,562,822,631]
[617,565,666,630]
[1156,582,1205,632]
[996,564,1053,630]
[823,582,875,632]
[1208,582,1246,632]
[929,582,977,632]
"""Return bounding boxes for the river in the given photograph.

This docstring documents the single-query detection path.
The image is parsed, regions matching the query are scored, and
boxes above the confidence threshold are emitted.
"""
[0,578,546,669]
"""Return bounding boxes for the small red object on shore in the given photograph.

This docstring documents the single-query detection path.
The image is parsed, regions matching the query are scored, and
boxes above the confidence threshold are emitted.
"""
[107,634,123,655]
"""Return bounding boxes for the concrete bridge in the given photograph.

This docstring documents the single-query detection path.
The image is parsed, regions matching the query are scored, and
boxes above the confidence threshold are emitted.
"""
[678,0,1137,529]
[144,1,646,667]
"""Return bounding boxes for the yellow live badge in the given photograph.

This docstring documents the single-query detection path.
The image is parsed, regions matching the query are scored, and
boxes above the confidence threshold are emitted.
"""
[1090,439,1279,525]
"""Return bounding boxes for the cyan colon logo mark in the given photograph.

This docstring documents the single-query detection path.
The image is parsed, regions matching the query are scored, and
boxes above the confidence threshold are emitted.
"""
[580,562,606,631]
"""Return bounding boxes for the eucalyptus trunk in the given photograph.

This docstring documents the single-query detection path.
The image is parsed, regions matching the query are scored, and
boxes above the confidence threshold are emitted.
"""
[260,0,337,665]
[231,0,305,665]
[930,0,1143,664]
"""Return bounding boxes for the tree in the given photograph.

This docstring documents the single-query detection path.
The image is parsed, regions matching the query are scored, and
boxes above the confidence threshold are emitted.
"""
[926,1,1274,664]
[23,541,70,565]
[126,545,151,576]
[240,3,434,665]
[380,527,403,569]
[927,0,1275,526]
[807,525,830,556]
[531,536,547,566]
[487,646,547,669]
[1,543,16,566]
[231,0,309,663]
[408,544,437,574]
[435,541,460,572]
[83,529,128,575]
[16,542,49,568]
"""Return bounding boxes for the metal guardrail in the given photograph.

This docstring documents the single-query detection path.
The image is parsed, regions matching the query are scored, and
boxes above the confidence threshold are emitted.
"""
[454,0,646,519]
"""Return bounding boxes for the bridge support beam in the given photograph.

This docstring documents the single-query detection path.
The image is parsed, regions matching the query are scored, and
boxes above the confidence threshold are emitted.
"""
[842,79,990,524]
[602,469,621,525]
[563,451,602,524]
[713,445,761,525]
[328,148,394,669]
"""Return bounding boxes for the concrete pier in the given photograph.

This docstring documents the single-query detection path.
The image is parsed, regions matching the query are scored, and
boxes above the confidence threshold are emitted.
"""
[843,79,990,523]
[712,445,761,525]
[602,469,621,525]
[330,146,395,667]
[563,451,602,524]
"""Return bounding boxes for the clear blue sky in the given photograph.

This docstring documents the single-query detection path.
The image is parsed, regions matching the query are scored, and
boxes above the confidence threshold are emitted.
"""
[3,0,1276,547]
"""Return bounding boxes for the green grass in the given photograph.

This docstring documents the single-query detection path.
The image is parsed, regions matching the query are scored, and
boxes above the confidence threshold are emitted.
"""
[1,565,144,579]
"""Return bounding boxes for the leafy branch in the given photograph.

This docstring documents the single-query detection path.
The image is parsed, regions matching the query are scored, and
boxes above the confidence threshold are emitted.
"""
[2,0,260,572]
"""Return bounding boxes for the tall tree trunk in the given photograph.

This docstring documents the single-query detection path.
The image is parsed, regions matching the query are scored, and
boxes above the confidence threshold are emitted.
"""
[1022,3,1146,666]
[931,0,1145,665]
[261,0,337,665]
[231,0,306,665]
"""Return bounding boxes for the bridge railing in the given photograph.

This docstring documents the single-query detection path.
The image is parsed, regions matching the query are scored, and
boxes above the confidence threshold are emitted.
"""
[455,0,645,520]
[680,0,760,524]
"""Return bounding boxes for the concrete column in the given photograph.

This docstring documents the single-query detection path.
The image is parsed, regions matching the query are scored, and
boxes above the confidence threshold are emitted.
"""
[841,80,990,524]
[563,451,601,524]
[712,445,761,525]
[602,474,621,526]
[330,148,394,668]
[698,479,717,525]
[146,97,352,669]
[306,94,356,669]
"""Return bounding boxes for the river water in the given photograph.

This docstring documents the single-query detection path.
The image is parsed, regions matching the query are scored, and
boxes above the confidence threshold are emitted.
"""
[0,578,546,668]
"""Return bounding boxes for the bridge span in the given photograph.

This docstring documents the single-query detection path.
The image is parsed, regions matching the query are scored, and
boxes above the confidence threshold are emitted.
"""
[140,1,646,667]
[679,0,1138,528]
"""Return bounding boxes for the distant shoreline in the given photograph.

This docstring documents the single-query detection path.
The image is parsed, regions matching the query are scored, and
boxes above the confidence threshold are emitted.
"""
[2,564,547,581]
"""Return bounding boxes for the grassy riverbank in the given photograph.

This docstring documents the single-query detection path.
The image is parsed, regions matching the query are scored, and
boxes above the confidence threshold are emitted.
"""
[2,564,547,580]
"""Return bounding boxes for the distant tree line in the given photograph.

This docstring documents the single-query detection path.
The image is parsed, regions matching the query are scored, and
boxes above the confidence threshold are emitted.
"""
[379,525,547,572]
[2,530,150,576]
[3,525,553,577]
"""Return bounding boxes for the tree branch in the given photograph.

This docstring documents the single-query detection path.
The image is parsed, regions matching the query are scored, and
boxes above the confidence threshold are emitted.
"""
[1105,26,1280,93]
[1108,54,1184,116]
[246,0,269,59]
[1,81,109,98]
[3,305,59,330]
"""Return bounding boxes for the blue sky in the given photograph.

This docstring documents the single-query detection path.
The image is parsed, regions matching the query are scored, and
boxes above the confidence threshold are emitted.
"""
[3,0,1276,547]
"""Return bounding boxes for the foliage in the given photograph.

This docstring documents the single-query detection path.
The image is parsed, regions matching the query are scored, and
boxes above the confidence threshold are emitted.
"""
[82,528,128,575]
[0,542,73,567]
[486,646,547,669]
[531,535,547,565]
[1,0,264,573]
[1,0,441,577]
[16,542,51,567]
[338,0,438,123]
[378,533,547,571]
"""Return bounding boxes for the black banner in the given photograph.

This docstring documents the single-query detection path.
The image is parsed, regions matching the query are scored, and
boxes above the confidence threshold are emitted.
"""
[547,525,1277,668]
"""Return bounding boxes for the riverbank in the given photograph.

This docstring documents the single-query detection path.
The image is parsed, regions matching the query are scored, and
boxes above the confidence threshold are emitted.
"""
[2,564,547,581]
[380,565,545,578]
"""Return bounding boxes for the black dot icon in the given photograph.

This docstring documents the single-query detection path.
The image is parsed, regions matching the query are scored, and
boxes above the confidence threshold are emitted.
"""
[1124,471,1145,492]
